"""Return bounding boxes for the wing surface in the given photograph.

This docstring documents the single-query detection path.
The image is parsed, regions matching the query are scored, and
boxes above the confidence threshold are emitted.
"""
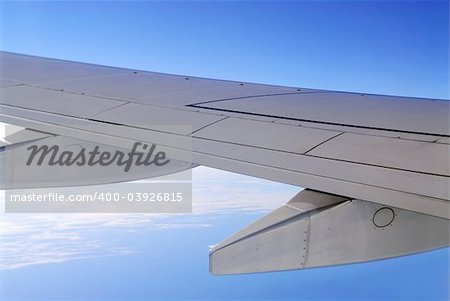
[0,52,448,218]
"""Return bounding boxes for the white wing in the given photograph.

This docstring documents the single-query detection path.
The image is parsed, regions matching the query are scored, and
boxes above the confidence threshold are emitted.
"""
[1,52,448,274]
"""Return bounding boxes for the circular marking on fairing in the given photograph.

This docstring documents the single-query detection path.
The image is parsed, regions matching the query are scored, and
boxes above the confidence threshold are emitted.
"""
[373,207,395,228]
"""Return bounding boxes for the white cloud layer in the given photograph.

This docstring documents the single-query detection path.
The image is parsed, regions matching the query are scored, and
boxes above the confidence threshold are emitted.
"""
[0,166,300,270]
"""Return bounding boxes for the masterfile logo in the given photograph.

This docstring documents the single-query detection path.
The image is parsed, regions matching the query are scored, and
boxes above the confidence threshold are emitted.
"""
[25,141,171,172]
[2,123,194,213]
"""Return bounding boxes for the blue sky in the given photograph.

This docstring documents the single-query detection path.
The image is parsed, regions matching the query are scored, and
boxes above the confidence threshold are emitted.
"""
[0,1,449,300]
[0,1,448,98]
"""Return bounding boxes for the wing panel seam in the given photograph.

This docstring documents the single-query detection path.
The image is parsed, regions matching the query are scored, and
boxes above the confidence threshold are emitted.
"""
[187,104,449,138]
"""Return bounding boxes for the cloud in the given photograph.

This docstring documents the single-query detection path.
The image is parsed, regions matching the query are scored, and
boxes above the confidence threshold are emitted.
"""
[156,223,211,230]
[0,166,301,270]
[192,167,300,214]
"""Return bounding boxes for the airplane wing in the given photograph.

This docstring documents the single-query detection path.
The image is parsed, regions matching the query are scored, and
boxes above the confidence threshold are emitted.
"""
[1,51,449,274]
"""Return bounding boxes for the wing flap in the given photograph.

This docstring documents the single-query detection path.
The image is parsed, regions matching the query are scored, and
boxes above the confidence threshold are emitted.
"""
[192,138,449,200]
[1,103,449,218]
[307,132,450,176]
[192,117,342,154]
